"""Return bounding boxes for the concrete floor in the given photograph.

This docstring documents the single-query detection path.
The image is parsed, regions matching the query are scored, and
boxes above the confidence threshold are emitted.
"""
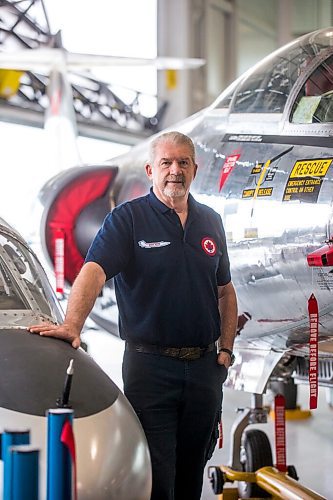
[82,327,333,500]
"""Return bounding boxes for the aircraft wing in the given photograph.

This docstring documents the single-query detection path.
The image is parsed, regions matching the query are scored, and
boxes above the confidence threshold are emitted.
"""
[0,48,205,72]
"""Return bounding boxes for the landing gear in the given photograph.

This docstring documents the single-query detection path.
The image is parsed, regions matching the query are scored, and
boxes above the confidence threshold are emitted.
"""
[268,355,298,410]
[208,391,311,498]
[238,429,273,498]
[227,394,273,498]
[269,378,297,410]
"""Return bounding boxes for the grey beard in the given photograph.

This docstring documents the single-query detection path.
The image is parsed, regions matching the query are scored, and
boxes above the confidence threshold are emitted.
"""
[163,184,186,197]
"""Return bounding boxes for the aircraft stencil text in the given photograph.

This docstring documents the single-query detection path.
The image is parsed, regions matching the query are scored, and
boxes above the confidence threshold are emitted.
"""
[290,158,332,178]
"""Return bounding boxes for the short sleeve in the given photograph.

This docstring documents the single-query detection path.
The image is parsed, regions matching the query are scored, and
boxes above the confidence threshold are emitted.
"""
[85,205,133,280]
[216,215,231,286]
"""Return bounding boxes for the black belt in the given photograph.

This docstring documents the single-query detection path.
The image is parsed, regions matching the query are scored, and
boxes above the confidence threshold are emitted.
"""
[125,341,215,360]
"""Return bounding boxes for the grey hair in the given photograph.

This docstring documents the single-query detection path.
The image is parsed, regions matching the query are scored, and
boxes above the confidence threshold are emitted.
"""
[149,131,196,164]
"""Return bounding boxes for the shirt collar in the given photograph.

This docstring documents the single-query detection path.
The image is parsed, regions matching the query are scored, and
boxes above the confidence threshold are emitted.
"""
[148,187,199,216]
[148,188,170,213]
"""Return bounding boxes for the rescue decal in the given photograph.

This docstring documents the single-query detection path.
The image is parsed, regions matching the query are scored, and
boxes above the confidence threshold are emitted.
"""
[242,147,293,200]
[201,237,217,256]
[138,240,171,249]
[218,153,240,191]
[283,158,332,202]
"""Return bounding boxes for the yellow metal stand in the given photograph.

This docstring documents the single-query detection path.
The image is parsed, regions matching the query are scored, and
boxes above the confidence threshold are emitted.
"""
[217,487,239,500]
[210,465,326,500]
[270,406,312,420]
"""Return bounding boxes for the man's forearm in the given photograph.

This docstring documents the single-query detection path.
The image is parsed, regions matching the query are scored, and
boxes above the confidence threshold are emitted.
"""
[217,282,238,351]
[64,262,106,332]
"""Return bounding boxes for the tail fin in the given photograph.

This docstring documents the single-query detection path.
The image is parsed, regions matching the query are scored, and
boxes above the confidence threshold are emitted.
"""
[44,68,82,173]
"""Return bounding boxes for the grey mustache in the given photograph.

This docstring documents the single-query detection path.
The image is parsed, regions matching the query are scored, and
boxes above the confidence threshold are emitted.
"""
[166,176,185,182]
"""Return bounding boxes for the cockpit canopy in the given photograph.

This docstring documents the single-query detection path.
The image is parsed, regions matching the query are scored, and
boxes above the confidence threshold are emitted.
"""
[212,27,333,124]
[0,221,63,328]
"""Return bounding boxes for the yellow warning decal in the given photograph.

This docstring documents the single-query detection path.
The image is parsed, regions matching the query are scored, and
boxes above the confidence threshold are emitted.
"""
[242,187,273,198]
[290,159,332,178]
[251,164,262,175]
[242,189,255,198]
[257,187,273,196]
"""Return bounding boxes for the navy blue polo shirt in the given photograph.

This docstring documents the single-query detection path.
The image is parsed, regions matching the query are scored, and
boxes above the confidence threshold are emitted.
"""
[85,188,231,347]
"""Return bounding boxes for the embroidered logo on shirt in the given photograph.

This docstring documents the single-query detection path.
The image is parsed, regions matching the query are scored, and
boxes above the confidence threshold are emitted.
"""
[201,237,217,256]
[138,240,171,249]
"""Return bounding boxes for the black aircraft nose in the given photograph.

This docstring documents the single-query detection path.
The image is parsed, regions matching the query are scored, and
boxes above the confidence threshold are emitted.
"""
[0,329,119,417]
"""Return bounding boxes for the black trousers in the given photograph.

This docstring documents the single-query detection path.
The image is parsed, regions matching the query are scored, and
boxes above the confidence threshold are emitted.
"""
[122,348,227,500]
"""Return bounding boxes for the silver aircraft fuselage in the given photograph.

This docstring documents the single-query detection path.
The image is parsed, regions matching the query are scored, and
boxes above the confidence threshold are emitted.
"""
[40,27,333,394]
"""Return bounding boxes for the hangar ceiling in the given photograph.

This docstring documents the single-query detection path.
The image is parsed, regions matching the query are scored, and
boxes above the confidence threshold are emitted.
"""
[0,0,332,132]
[0,0,165,144]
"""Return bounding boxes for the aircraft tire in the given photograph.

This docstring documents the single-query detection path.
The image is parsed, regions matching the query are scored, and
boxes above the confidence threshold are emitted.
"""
[209,466,224,494]
[238,428,273,498]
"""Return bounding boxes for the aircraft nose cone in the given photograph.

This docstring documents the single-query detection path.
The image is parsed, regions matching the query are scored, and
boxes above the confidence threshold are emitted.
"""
[0,330,152,499]
[75,392,152,500]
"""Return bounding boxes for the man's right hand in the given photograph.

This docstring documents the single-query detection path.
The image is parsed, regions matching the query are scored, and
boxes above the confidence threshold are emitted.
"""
[27,323,81,349]
[27,262,106,350]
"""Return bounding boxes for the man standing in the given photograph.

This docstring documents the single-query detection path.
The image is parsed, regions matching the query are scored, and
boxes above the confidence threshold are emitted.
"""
[29,131,238,500]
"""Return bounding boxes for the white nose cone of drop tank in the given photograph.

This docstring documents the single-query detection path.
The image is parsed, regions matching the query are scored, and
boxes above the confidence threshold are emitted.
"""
[0,330,152,500]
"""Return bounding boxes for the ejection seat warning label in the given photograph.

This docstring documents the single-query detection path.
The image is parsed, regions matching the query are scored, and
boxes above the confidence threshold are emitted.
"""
[283,158,332,202]
[315,268,333,291]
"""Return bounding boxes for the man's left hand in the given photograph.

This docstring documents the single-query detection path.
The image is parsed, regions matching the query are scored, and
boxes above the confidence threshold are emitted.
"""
[217,351,232,368]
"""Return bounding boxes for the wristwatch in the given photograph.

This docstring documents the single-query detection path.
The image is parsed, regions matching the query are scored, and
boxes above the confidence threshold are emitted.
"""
[218,347,235,365]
